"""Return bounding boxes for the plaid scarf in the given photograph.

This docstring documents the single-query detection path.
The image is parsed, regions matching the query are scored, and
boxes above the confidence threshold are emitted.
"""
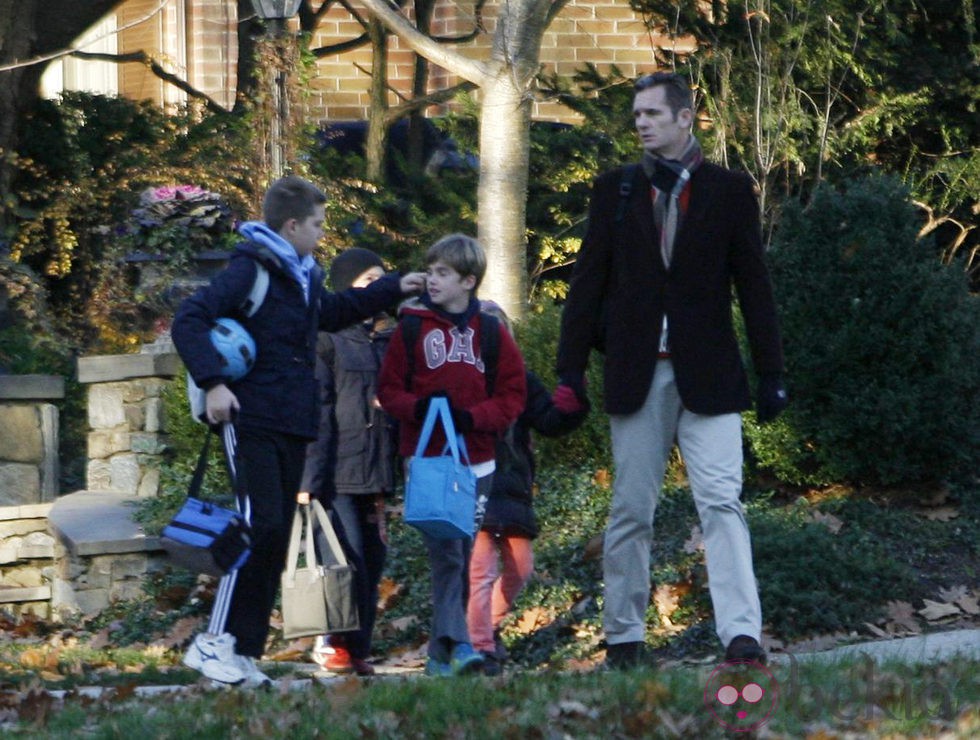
[642,136,703,268]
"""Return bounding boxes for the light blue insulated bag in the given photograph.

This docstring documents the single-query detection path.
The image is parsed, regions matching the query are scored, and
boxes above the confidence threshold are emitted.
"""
[404,397,477,540]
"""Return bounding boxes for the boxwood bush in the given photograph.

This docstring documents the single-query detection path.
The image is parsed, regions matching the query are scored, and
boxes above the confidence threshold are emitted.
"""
[746,175,980,488]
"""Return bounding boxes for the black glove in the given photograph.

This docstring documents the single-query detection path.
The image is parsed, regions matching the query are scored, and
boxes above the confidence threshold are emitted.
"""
[414,390,449,421]
[756,373,789,423]
[450,407,474,433]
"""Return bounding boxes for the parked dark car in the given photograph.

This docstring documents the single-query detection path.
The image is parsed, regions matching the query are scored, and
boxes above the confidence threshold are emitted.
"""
[316,118,476,185]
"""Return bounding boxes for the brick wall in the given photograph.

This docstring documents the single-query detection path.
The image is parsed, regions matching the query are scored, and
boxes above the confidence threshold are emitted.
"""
[112,0,684,123]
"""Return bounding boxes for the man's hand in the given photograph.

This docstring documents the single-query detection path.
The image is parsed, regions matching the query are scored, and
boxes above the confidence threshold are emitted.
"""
[756,373,789,423]
[296,491,311,505]
[205,384,239,425]
[399,272,426,294]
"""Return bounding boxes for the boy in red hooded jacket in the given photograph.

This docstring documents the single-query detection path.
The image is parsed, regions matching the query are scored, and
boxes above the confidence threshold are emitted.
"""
[378,233,526,676]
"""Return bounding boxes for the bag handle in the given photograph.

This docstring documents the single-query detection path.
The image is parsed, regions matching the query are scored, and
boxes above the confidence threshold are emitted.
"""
[188,431,212,499]
[310,499,350,568]
[283,505,307,584]
[413,397,470,466]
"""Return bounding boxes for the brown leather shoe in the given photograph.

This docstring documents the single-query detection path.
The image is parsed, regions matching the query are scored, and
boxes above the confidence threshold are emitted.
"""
[724,635,767,665]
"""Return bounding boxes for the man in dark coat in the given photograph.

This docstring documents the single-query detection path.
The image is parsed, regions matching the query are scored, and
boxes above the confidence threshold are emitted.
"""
[555,72,788,669]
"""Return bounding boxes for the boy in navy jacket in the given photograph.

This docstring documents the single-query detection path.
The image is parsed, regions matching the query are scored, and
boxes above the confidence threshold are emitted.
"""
[378,234,526,676]
[173,176,423,685]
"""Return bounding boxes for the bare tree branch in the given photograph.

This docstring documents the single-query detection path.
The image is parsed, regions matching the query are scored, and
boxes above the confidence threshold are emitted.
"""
[311,35,372,57]
[0,0,168,73]
[71,50,227,114]
[358,0,488,84]
[385,80,477,120]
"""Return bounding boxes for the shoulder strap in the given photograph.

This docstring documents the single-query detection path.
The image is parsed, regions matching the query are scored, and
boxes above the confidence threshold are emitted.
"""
[187,431,212,498]
[615,163,641,223]
[240,261,269,318]
[402,311,499,395]
[401,313,422,390]
[479,312,500,397]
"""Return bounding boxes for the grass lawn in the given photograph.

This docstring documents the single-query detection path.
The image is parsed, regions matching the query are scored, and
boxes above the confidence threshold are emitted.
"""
[1,466,977,737]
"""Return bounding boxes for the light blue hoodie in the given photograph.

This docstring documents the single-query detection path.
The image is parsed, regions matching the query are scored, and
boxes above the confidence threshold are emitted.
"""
[238,221,315,304]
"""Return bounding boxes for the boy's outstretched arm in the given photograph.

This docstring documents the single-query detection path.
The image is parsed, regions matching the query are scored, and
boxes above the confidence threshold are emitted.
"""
[318,271,425,333]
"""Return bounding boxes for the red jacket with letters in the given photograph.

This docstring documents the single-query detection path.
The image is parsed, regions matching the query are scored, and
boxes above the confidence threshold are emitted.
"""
[378,296,526,464]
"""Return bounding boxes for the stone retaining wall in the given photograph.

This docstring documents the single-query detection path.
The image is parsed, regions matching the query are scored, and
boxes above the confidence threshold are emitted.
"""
[1,345,182,618]
[0,503,59,617]
[77,346,181,497]
[0,374,64,506]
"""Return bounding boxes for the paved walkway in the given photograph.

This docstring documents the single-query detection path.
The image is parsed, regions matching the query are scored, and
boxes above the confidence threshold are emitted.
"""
[769,627,980,666]
[41,628,978,700]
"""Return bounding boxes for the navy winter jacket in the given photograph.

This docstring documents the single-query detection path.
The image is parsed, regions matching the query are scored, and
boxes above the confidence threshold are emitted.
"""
[172,241,404,440]
[480,370,587,538]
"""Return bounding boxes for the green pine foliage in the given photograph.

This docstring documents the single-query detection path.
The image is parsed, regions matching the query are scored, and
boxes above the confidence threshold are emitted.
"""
[747,175,980,487]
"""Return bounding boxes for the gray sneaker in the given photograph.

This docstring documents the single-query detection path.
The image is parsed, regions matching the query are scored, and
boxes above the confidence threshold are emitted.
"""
[183,632,246,684]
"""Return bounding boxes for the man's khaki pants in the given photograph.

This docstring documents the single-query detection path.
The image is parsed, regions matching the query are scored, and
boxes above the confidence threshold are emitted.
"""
[604,360,762,648]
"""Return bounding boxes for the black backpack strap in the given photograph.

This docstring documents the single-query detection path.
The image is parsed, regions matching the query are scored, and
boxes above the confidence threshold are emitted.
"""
[615,163,641,223]
[403,311,499,396]
[401,314,422,391]
[479,312,500,397]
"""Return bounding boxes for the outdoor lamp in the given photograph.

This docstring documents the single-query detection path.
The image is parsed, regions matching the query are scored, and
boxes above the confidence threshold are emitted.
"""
[250,0,302,20]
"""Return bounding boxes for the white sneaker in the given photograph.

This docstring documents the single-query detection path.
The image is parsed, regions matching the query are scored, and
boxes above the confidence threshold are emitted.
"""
[183,632,246,684]
[236,655,272,687]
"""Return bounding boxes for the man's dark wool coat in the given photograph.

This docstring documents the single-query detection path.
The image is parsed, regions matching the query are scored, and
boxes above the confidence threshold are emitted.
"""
[557,162,784,416]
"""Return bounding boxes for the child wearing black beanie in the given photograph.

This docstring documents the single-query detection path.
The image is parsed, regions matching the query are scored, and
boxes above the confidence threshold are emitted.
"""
[301,246,396,676]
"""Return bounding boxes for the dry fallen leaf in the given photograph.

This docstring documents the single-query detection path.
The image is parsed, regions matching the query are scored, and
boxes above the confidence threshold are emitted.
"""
[885,600,922,633]
[938,585,968,604]
[593,468,612,488]
[682,525,704,554]
[918,506,959,521]
[151,616,201,650]
[808,511,844,534]
[515,606,553,634]
[582,533,604,562]
[918,599,961,622]
[864,622,889,638]
[956,592,980,616]
[377,578,403,612]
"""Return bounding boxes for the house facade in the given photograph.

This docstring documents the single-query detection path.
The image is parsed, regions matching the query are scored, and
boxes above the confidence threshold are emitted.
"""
[43,0,688,123]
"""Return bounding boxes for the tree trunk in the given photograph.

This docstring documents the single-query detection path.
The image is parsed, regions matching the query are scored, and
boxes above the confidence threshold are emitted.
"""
[476,72,531,319]
[365,18,389,183]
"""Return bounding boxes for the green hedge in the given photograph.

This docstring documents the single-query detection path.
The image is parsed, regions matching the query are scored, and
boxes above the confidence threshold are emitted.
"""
[746,175,980,487]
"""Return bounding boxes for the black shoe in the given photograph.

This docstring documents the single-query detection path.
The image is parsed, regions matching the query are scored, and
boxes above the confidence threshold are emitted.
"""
[481,651,502,676]
[605,641,645,670]
[724,635,767,665]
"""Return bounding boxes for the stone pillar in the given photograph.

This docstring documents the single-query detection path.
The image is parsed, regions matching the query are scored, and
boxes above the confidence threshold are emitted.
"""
[0,375,65,505]
[77,349,181,497]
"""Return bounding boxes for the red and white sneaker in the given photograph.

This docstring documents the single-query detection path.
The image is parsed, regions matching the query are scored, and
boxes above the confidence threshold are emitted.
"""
[312,635,376,676]
[312,635,353,673]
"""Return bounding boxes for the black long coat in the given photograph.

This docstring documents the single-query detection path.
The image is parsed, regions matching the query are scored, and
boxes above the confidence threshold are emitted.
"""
[557,162,784,416]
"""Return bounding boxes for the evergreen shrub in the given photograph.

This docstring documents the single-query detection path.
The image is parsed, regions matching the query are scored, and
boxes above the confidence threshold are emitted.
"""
[514,300,610,471]
[746,175,980,487]
[749,499,918,638]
